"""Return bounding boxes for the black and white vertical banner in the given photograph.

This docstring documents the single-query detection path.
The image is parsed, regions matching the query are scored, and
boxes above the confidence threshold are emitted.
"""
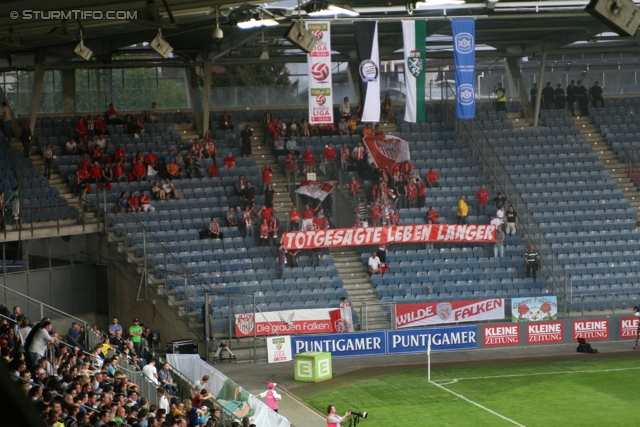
[353,21,380,122]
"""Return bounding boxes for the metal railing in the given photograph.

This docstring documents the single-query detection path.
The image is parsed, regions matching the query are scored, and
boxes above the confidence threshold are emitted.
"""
[0,281,93,344]
[440,81,572,316]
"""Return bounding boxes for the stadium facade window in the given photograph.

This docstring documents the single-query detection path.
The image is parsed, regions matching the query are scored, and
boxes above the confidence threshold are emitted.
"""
[0,70,34,116]
[75,67,189,112]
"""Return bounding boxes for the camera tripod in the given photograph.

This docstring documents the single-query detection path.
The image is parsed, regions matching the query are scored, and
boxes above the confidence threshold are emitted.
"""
[213,341,237,363]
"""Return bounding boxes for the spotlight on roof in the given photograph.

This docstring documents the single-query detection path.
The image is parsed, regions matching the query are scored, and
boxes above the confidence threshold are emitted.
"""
[150,29,173,58]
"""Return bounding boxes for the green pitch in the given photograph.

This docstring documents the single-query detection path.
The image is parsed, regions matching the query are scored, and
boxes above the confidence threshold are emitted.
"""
[298,353,640,427]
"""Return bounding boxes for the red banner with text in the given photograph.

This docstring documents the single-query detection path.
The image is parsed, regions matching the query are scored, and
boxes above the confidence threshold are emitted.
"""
[283,224,496,250]
[619,317,639,339]
[395,299,505,328]
[235,307,354,338]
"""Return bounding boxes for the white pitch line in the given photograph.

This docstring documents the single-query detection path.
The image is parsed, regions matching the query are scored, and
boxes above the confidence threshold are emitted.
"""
[431,366,640,384]
[432,381,526,427]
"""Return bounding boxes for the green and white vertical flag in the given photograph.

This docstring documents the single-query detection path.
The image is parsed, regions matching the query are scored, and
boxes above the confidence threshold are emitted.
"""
[402,20,426,123]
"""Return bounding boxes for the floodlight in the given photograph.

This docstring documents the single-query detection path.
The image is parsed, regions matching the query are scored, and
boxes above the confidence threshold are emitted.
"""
[150,29,173,58]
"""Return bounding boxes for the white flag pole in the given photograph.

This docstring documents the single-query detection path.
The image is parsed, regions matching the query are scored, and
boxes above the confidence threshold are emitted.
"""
[427,335,432,382]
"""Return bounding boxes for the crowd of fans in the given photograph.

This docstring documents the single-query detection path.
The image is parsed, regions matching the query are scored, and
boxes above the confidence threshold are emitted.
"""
[0,306,258,427]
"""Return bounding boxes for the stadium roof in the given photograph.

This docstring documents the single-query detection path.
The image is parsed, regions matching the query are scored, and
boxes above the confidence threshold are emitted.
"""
[0,0,637,68]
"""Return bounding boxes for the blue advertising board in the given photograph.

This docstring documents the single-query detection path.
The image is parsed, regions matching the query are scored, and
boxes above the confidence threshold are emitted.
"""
[291,331,386,358]
[290,326,477,358]
[387,325,477,354]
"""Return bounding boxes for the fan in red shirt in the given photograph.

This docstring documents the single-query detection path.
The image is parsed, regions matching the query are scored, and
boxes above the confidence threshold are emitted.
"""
[261,164,273,190]
[426,168,439,188]
[348,176,360,206]
[91,145,102,162]
[95,116,107,133]
[284,154,296,175]
[132,160,146,182]
[78,154,91,171]
[259,219,270,247]
[259,205,274,223]
[289,205,301,230]
[323,142,337,179]
[77,166,89,185]
[416,178,427,208]
[138,190,155,212]
[301,146,315,173]
[144,150,157,167]
[113,161,124,182]
[369,202,382,226]
[89,162,102,183]
[114,145,126,162]
[400,161,413,175]
[75,117,87,139]
[406,180,417,208]
[426,206,439,223]
[475,184,489,216]
[391,209,401,225]
[128,192,141,212]
[207,161,218,177]
[301,204,316,230]
[269,217,279,246]
[223,153,236,168]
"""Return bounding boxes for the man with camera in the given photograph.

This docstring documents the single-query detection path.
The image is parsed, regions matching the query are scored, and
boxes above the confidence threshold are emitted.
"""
[326,405,351,427]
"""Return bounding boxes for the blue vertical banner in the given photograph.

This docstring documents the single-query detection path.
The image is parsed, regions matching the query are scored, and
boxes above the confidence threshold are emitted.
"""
[451,19,476,120]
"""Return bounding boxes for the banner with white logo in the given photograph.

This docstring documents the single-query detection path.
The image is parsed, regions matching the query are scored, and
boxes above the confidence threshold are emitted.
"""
[307,22,334,125]
[235,307,354,338]
[266,335,293,363]
[363,134,411,169]
[512,296,558,322]
[283,224,496,250]
[451,19,476,120]
[295,180,334,202]
[354,21,380,122]
[395,299,505,329]
[402,20,426,123]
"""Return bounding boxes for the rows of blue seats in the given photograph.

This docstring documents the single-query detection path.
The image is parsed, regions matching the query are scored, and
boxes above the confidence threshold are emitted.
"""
[526,189,625,203]
[572,273,640,288]
[553,241,640,255]
[494,143,591,155]
[546,229,640,244]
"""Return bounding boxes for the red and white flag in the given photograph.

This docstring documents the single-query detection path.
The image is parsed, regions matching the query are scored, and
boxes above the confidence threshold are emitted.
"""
[295,180,334,202]
[363,134,411,169]
[235,307,354,337]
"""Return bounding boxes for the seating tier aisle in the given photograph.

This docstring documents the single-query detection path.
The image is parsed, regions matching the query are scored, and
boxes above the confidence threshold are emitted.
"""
[489,108,640,311]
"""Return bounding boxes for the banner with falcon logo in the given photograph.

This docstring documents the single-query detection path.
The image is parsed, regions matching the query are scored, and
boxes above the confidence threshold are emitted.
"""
[354,21,380,122]
[295,180,334,202]
[306,21,334,124]
[402,20,426,123]
[451,19,476,120]
[363,134,411,169]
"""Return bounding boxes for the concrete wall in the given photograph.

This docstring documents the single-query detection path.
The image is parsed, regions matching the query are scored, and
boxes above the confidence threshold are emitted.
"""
[0,263,100,322]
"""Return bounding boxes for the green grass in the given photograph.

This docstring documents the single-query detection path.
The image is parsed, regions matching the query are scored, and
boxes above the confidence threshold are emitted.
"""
[299,353,640,427]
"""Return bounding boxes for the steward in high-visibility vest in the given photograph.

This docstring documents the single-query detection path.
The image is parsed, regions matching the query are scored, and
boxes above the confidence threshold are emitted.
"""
[494,83,506,112]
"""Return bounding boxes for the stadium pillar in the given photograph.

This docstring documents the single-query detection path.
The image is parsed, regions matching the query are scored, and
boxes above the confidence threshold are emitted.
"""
[186,66,205,136]
[347,62,361,104]
[504,57,532,120]
[532,52,547,128]
[202,61,212,137]
[29,65,45,135]
[61,69,76,113]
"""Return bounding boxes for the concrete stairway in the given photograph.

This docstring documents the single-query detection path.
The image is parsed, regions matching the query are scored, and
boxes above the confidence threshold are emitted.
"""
[242,121,296,228]
[509,111,530,129]
[329,248,391,330]
[572,115,640,226]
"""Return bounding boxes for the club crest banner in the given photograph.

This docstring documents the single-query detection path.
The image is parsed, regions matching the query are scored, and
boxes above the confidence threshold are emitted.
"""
[451,19,476,120]
[295,180,334,201]
[235,307,354,337]
[402,20,426,123]
[307,22,334,124]
[354,21,380,122]
[363,134,411,169]
[512,296,558,322]
[396,299,505,328]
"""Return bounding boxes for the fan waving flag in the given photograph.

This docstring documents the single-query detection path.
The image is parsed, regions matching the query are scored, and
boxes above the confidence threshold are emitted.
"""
[296,180,335,201]
[363,134,411,169]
